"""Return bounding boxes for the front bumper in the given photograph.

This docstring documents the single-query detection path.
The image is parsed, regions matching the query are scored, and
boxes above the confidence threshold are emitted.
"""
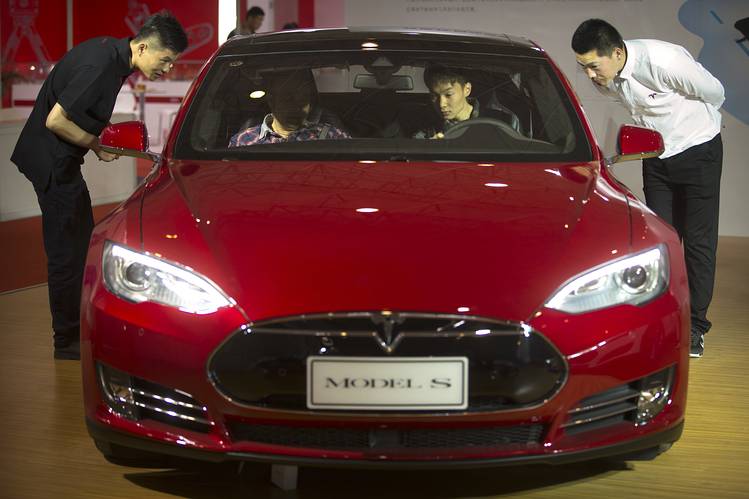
[87,417,683,468]
[82,273,689,467]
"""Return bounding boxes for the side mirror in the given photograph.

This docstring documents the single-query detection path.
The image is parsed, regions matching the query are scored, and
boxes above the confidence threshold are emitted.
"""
[607,125,664,165]
[100,121,160,161]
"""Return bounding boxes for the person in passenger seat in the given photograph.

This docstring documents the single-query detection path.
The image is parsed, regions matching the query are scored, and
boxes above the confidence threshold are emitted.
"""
[229,69,349,146]
[414,64,520,139]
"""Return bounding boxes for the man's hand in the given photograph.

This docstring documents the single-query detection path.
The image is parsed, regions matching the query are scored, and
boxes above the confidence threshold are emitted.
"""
[94,147,119,162]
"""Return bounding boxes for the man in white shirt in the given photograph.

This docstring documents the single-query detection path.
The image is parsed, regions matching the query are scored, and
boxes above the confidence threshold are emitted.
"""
[572,19,725,358]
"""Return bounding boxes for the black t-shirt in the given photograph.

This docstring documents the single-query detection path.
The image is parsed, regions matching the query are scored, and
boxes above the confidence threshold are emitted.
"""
[11,37,133,189]
[413,97,520,138]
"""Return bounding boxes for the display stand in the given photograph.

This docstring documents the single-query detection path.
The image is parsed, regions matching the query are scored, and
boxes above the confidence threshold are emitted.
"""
[270,464,299,490]
[237,461,300,491]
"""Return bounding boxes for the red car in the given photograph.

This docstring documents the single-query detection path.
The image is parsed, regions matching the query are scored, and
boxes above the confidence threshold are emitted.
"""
[83,28,689,468]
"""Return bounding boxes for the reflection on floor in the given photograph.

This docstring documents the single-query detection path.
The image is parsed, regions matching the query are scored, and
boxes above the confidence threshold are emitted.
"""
[0,237,747,498]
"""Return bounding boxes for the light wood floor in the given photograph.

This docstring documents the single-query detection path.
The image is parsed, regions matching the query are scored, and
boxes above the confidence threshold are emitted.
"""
[1,236,748,498]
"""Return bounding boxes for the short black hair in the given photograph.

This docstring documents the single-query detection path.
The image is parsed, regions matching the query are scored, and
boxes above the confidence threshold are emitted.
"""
[247,6,265,19]
[267,70,315,96]
[266,69,318,109]
[423,64,468,89]
[135,11,188,54]
[282,22,299,30]
[571,19,624,56]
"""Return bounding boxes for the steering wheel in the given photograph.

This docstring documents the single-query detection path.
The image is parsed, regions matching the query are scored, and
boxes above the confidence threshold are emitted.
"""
[443,117,518,139]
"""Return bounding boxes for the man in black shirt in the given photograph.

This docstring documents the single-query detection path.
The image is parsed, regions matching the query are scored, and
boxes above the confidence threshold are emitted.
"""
[10,12,187,360]
[414,65,521,139]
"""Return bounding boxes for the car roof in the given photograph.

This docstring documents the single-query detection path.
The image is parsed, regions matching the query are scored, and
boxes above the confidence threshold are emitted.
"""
[220,27,546,58]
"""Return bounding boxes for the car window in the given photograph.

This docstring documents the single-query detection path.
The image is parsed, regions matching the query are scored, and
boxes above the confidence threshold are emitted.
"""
[175,51,592,163]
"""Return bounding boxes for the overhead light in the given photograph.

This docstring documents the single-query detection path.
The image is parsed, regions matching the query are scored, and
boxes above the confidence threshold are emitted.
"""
[361,41,379,49]
[484,182,508,188]
[356,208,379,213]
[250,90,266,99]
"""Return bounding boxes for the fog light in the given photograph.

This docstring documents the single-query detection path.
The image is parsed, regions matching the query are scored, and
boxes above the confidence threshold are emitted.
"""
[635,366,674,426]
[97,363,139,420]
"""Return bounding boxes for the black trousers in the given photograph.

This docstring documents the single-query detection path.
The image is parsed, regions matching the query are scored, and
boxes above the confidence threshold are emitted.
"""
[642,133,723,335]
[34,165,94,347]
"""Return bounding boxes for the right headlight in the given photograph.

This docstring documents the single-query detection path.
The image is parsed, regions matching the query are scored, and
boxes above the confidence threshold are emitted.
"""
[545,245,669,314]
[102,241,233,314]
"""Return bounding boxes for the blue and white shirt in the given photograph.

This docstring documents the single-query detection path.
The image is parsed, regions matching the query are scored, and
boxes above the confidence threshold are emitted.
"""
[229,114,349,147]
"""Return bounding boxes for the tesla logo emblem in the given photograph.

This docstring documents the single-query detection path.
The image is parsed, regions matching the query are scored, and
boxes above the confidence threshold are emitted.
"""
[371,312,406,353]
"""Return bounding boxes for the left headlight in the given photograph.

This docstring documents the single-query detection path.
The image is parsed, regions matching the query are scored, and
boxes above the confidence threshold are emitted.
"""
[545,245,669,314]
[102,241,233,314]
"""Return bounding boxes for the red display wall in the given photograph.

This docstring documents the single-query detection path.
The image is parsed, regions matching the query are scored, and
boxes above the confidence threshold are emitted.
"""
[1,0,67,65]
[73,0,218,62]
[1,0,68,106]
[1,0,318,107]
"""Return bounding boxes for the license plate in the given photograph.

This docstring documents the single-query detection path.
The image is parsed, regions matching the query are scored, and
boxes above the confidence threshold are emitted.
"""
[306,356,468,410]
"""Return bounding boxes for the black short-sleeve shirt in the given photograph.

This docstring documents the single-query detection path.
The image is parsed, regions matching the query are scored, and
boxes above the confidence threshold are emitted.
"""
[11,37,133,189]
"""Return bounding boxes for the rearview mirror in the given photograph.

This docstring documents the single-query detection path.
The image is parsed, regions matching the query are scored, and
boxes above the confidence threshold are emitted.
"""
[353,74,413,90]
[100,121,160,162]
[607,125,664,165]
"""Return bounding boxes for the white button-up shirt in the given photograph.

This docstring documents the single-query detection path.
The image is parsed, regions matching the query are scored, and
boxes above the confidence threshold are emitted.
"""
[596,39,724,158]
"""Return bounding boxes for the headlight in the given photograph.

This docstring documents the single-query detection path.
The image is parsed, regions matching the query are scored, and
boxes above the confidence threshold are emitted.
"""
[102,241,233,314]
[545,245,668,313]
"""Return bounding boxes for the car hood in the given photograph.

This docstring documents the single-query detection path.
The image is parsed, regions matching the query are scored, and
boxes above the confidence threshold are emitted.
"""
[140,160,631,323]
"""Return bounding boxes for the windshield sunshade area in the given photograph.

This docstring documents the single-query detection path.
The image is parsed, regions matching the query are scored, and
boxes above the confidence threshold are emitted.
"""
[175,50,592,162]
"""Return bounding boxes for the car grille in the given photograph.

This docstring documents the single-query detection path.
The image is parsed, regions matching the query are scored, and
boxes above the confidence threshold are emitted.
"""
[227,421,545,450]
[208,312,567,412]
[562,384,640,435]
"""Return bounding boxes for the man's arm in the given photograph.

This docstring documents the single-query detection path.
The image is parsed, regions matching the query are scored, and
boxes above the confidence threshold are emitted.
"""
[660,49,725,108]
[46,103,118,161]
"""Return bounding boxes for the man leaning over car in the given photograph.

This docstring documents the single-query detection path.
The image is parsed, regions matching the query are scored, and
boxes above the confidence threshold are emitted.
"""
[11,12,188,360]
[572,19,725,358]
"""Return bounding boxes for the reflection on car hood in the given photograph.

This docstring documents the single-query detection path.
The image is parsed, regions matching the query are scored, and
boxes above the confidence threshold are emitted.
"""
[141,160,630,322]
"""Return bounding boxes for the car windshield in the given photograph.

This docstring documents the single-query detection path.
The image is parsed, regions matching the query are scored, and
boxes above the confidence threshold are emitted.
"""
[175,49,592,162]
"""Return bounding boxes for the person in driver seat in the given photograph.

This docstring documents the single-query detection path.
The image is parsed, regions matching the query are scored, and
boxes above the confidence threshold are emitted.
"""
[229,69,349,147]
[414,64,520,139]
